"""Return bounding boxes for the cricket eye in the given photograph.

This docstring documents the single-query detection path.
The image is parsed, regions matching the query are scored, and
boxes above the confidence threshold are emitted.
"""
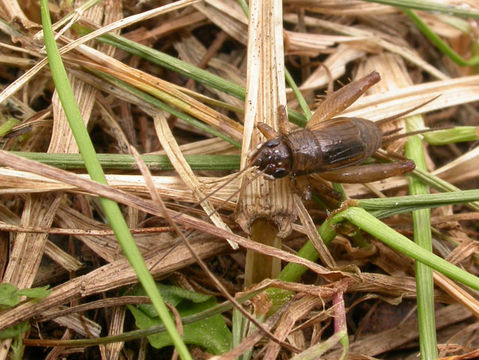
[266,139,281,148]
[273,169,288,178]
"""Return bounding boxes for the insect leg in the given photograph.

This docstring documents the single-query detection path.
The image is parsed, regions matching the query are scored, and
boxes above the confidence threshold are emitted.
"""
[309,71,381,125]
[277,105,290,134]
[256,122,281,140]
[306,174,343,201]
[319,160,415,183]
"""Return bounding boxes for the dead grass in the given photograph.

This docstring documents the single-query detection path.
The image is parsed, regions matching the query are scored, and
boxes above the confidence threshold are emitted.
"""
[0,0,479,359]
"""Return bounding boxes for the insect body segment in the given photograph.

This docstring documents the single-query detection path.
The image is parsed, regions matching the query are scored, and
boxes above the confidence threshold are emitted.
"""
[249,71,431,185]
[290,117,383,176]
[252,137,292,178]
[251,117,384,179]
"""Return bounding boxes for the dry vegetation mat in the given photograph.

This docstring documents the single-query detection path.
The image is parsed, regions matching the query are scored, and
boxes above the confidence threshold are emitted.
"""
[1,0,479,359]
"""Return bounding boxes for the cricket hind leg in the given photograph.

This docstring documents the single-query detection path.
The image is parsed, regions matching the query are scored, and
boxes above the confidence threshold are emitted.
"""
[310,71,381,125]
[318,160,415,184]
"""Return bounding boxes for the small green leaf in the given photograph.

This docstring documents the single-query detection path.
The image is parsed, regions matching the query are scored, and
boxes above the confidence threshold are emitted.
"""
[422,127,479,145]
[0,118,20,137]
[0,283,20,308]
[0,322,30,340]
[0,322,30,360]
[127,284,232,354]
[128,283,211,317]
[17,285,51,299]
[0,283,51,310]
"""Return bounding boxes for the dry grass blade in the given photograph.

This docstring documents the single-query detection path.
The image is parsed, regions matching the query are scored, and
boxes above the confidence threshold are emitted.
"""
[235,0,296,286]
[153,112,238,249]
[1,0,38,28]
[2,0,192,105]
[287,14,447,82]
[211,301,299,360]
[47,0,199,53]
[2,1,479,358]
[284,30,366,56]
[324,304,473,359]
[433,272,479,319]
[194,0,248,43]
[104,305,126,358]
[0,236,228,333]
[432,146,479,185]
[130,143,300,355]
[236,0,294,234]
[0,152,344,290]
[0,167,240,206]
[342,75,479,121]
[263,295,327,358]
[0,4,119,357]
[173,35,245,108]
[44,240,84,272]
[298,44,365,95]
[70,49,243,141]
[294,194,335,268]
[1,194,61,289]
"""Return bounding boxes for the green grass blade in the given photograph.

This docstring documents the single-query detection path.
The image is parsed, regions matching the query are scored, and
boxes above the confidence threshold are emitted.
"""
[328,207,479,291]
[364,0,479,19]
[95,71,241,148]
[357,189,479,217]
[403,8,479,66]
[411,168,479,211]
[405,116,437,359]
[271,187,479,305]
[421,127,479,145]
[101,33,244,97]
[285,68,312,119]
[11,152,240,171]
[96,33,308,128]
[40,2,191,359]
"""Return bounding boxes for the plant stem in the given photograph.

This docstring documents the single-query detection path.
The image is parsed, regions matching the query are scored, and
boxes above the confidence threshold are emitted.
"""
[406,116,437,359]
[11,152,239,171]
[40,2,191,359]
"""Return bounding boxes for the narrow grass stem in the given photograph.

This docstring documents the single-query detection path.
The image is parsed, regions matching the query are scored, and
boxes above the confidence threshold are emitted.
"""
[406,118,437,357]
[364,0,479,19]
[357,189,479,216]
[326,207,479,291]
[271,202,479,305]
[97,33,309,127]
[11,152,240,171]
[40,2,191,359]
[285,68,312,119]
[403,8,479,66]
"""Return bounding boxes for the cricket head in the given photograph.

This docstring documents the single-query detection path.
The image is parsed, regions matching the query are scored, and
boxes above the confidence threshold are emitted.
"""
[250,138,292,179]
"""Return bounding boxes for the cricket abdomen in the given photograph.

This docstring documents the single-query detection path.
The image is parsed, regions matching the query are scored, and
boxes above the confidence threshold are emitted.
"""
[285,117,382,177]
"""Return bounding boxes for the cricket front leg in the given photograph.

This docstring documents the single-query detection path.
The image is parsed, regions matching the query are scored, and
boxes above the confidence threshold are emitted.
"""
[256,105,290,140]
[319,160,415,183]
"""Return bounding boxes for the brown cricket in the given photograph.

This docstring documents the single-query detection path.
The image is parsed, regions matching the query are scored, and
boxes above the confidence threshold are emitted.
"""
[249,71,431,185]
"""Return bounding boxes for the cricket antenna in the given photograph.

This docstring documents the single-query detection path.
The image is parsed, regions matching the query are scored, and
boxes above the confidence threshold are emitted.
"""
[198,164,253,206]
[196,139,277,217]
[204,167,268,219]
[168,165,255,225]
[382,126,452,145]
[179,164,263,222]
[375,95,440,126]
